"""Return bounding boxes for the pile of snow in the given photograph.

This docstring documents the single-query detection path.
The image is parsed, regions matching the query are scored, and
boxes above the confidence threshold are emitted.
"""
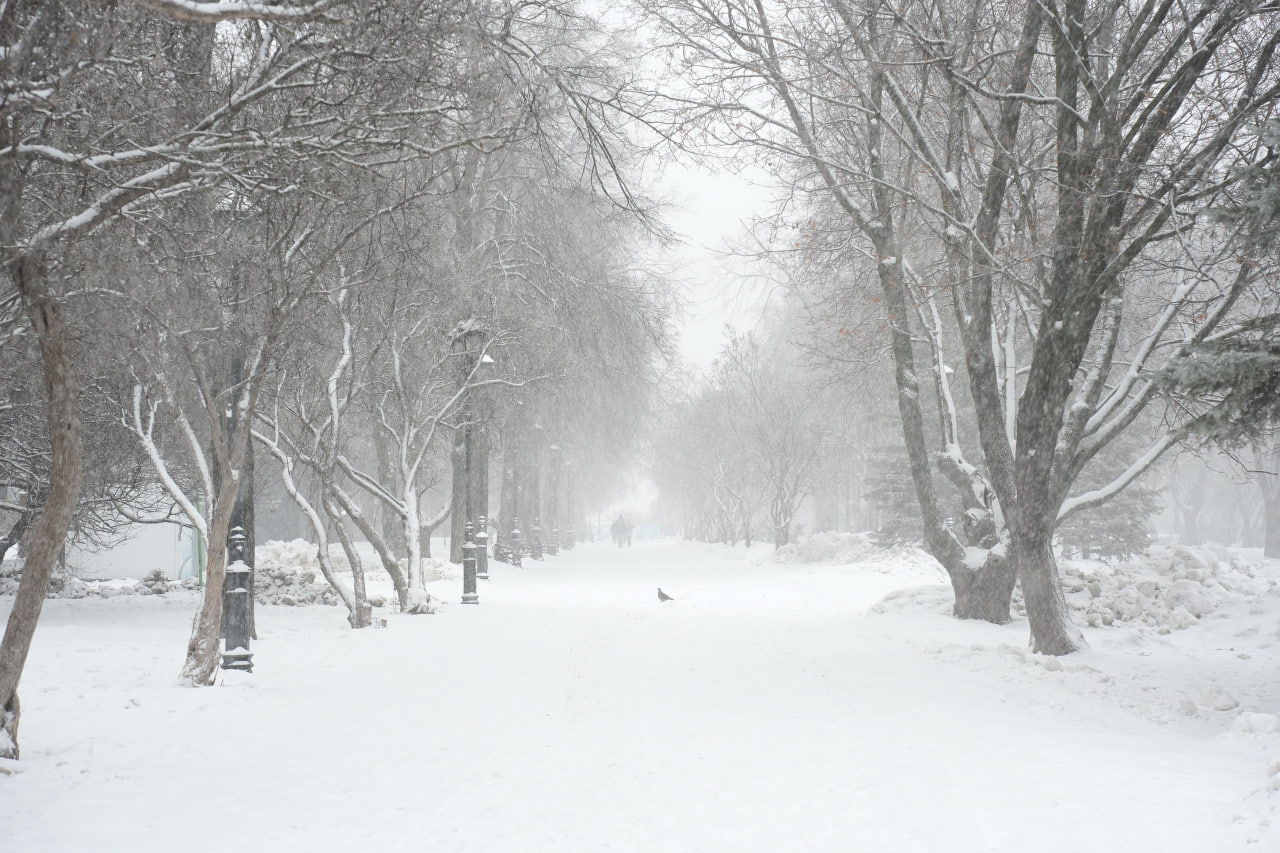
[1056,545,1274,633]
[254,541,340,607]
[0,559,197,599]
[256,539,345,574]
[773,531,887,565]
[253,538,451,605]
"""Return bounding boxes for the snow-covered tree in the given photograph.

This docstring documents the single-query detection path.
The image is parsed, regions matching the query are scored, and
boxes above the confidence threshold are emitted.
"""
[638,0,1280,654]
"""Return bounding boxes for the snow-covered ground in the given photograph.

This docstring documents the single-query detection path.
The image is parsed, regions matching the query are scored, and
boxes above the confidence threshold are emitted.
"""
[2,537,1278,851]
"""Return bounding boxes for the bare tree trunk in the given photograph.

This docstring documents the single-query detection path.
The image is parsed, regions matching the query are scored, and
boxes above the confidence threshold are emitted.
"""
[325,501,371,629]
[180,468,238,685]
[420,498,450,560]
[1010,526,1082,655]
[0,258,84,757]
[497,439,517,546]
[373,429,406,557]
[449,420,468,563]
[328,481,413,611]
[1256,443,1280,559]
[1173,464,1208,546]
[876,240,1015,623]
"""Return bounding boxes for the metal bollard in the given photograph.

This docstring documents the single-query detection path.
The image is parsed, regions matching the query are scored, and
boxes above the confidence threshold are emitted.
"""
[531,520,543,560]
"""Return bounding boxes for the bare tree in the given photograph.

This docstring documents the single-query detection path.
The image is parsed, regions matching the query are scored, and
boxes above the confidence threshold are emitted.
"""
[1,0,380,754]
[640,0,1280,653]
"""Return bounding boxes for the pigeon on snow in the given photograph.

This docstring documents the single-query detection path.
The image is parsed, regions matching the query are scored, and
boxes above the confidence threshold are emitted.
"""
[657,588,674,602]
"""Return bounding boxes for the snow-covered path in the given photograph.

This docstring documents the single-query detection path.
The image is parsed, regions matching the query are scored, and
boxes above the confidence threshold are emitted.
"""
[2,539,1275,851]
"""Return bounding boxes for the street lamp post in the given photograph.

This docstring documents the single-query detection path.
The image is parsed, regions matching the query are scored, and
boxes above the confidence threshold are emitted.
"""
[461,520,478,605]
[546,444,561,556]
[476,515,489,580]
[450,321,494,598]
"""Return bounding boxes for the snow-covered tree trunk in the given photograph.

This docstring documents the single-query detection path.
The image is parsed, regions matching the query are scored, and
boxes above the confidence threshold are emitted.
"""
[401,479,431,612]
[324,499,370,629]
[327,481,413,612]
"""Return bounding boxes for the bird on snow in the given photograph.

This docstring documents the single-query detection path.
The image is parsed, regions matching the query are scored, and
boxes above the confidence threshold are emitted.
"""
[657,588,674,602]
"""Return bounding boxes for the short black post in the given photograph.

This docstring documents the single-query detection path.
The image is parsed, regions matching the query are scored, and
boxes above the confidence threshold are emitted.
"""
[462,520,478,604]
[511,519,523,569]
[221,526,254,672]
[531,519,543,560]
[476,515,490,580]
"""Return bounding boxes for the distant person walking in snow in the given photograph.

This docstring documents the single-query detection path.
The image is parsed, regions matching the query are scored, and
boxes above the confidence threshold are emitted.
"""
[610,515,634,547]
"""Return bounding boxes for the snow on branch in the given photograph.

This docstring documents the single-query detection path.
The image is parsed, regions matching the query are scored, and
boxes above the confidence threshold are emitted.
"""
[129,0,346,23]
[127,385,209,540]
[1057,431,1179,523]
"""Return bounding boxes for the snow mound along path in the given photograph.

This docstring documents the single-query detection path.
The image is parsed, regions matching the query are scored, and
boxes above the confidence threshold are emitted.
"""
[256,538,454,604]
[1057,545,1276,633]
[0,558,199,599]
[257,538,348,574]
[773,531,890,566]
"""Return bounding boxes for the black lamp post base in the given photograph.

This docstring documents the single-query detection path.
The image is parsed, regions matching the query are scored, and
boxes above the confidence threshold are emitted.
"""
[221,651,254,672]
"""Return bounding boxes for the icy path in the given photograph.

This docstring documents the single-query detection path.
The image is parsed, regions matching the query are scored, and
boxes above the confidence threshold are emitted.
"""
[2,539,1273,851]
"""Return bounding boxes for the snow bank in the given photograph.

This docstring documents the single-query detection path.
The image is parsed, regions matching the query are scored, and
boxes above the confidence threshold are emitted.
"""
[0,539,340,606]
[0,558,198,599]
[863,542,1275,637]
[254,539,451,603]
[773,531,887,565]
[1056,545,1274,633]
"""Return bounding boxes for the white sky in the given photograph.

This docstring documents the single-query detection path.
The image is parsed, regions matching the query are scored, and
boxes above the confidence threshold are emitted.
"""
[646,161,777,369]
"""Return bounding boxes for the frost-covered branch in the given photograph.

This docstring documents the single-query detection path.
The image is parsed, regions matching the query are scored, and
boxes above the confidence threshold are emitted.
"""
[126,385,208,541]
